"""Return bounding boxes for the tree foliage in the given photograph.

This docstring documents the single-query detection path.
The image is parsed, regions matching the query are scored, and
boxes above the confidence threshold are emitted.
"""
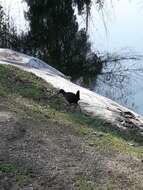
[0,0,102,84]
[22,0,102,80]
[0,5,18,49]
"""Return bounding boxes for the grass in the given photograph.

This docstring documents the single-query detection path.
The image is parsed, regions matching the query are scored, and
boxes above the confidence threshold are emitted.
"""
[86,133,143,158]
[0,64,143,156]
[76,177,96,190]
[0,64,55,99]
[1,64,143,189]
[0,163,32,186]
[16,174,32,186]
[0,163,17,173]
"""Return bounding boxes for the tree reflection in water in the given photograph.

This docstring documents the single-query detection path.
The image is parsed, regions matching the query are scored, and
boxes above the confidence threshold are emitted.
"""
[94,52,143,112]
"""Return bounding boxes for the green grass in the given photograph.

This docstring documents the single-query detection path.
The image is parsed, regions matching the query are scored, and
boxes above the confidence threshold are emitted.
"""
[1,64,143,189]
[78,126,95,135]
[0,163,17,173]
[86,133,143,158]
[0,64,143,159]
[76,177,96,190]
[63,110,143,145]
[16,174,32,186]
[0,64,58,100]
[0,163,32,186]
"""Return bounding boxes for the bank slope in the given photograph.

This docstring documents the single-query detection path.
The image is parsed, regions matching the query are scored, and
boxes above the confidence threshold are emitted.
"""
[0,64,143,189]
[0,49,143,138]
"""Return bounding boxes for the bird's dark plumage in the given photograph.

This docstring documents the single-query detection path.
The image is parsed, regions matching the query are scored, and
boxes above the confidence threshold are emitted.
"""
[59,89,80,104]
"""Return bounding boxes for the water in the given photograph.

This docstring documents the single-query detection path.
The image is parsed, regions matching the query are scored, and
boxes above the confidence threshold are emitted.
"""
[94,58,143,114]
[2,0,143,115]
[88,0,143,53]
[86,0,143,115]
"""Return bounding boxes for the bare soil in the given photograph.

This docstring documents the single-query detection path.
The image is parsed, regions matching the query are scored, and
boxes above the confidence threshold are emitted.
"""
[0,103,143,190]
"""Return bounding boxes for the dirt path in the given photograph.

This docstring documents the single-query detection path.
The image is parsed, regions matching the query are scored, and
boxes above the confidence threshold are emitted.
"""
[0,105,143,190]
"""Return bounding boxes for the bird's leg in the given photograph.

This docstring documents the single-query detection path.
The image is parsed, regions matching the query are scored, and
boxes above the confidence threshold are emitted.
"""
[78,104,82,113]
[65,102,72,112]
[77,104,81,113]
[72,103,81,113]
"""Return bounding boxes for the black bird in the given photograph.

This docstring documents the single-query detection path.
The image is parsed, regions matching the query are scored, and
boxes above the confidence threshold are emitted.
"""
[59,89,80,104]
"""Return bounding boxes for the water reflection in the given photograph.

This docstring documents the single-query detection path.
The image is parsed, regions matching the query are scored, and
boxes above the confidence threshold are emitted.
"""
[74,50,143,115]
[92,53,143,114]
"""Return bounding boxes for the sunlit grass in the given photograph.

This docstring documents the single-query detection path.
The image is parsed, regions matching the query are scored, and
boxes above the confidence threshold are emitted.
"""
[0,64,143,161]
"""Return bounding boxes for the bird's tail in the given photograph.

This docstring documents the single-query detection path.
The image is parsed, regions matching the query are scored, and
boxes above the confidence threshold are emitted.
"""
[76,90,80,100]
